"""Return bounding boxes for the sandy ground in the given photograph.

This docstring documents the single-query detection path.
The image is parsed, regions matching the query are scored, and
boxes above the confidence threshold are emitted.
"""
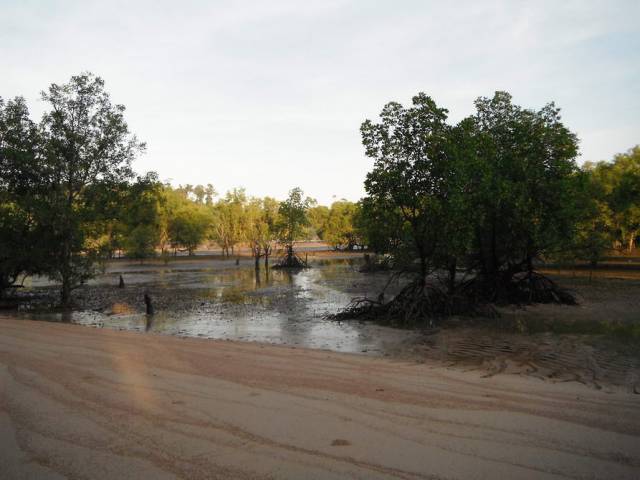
[1,318,639,479]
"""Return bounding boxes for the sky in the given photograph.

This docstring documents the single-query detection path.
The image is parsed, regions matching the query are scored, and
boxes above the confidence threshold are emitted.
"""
[1,0,638,205]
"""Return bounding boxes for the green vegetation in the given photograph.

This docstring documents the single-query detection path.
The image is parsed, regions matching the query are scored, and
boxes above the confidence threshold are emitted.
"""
[274,188,314,268]
[334,92,637,324]
[322,201,362,250]
[244,196,279,268]
[1,74,639,315]
[0,74,318,305]
[514,316,640,342]
[582,146,640,254]
[0,74,144,305]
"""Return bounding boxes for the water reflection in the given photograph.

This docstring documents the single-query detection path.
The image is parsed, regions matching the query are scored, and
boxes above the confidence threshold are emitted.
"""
[11,259,414,354]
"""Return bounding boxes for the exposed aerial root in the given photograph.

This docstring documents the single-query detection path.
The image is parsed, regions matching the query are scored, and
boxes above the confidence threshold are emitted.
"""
[511,271,577,304]
[328,280,496,327]
[466,271,578,306]
[272,252,310,270]
[359,254,393,273]
[330,270,576,326]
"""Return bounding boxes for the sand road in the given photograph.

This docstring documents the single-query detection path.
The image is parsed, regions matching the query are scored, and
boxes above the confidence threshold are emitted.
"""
[1,317,639,479]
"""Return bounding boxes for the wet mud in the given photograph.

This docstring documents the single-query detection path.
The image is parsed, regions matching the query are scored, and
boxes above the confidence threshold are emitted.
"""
[5,255,640,391]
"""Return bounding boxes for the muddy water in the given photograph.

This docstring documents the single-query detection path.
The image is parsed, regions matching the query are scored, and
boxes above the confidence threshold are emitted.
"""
[13,258,414,355]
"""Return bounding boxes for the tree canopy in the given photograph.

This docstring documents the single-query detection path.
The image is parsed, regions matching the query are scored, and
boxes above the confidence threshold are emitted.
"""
[336,91,582,323]
[1,73,144,304]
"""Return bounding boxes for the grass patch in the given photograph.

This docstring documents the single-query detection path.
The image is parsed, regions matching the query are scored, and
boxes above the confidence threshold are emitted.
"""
[514,317,640,342]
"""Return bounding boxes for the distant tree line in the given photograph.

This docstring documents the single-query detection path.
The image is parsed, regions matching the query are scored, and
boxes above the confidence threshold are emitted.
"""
[76,182,361,262]
[580,146,640,256]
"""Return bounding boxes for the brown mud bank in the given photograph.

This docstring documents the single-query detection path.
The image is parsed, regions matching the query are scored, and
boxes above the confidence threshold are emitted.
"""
[395,274,640,393]
[400,327,639,393]
[1,318,639,479]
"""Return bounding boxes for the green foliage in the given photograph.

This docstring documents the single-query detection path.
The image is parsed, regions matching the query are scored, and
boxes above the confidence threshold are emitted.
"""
[176,183,217,205]
[322,200,361,250]
[244,197,279,264]
[560,168,613,266]
[0,97,46,293]
[209,188,247,256]
[354,197,405,255]
[0,199,44,294]
[308,205,329,239]
[3,73,638,313]
[166,190,211,255]
[276,187,315,249]
[121,174,165,259]
[360,93,471,283]
[359,91,581,301]
[168,207,210,255]
[0,74,145,304]
[469,92,581,283]
[585,146,640,253]
[39,73,145,303]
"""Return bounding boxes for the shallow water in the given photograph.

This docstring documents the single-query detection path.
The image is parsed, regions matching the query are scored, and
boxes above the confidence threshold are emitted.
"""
[13,258,414,355]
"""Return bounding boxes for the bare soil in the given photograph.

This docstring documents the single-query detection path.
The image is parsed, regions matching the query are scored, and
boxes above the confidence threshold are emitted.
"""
[1,318,639,479]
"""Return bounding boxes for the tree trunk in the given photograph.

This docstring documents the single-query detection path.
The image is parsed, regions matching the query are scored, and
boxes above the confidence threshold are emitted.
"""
[419,255,427,288]
[628,233,636,253]
[447,258,457,294]
[144,293,154,315]
[61,275,72,308]
[0,277,8,300]
[60,226,73,307]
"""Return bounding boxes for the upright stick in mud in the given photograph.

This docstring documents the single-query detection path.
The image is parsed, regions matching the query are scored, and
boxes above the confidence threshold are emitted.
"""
[144,293,154,315]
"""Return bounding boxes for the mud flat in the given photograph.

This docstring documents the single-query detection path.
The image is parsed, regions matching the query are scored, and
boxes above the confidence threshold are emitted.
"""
[8,258,640,392]
[1,317,640,479]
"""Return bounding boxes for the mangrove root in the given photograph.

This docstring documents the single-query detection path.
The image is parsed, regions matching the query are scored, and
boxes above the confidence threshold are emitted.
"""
[359,254,393,273]
[272,250,310,269]
[329,270,575,326]
[466,271,577,306]
[328,280,497,327]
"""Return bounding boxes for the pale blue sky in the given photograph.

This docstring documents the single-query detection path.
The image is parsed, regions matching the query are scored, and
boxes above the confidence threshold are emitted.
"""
[1,0,638,204]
